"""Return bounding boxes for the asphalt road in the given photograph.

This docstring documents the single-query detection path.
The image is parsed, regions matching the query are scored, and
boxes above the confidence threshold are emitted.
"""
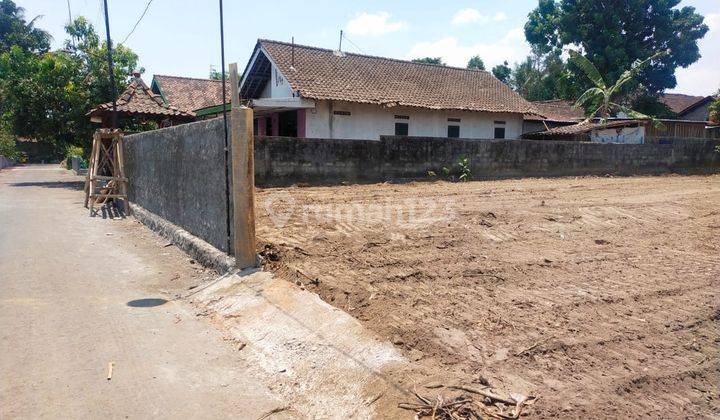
[0,165,285,419]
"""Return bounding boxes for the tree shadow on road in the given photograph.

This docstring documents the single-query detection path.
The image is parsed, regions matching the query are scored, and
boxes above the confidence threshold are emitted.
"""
[10,181,84,190]
[127,298,168,307]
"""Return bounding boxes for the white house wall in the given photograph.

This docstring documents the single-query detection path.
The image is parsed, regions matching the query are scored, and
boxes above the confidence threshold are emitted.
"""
[305,100,524,140]
[259,64,294,99]
[591,126,645,144]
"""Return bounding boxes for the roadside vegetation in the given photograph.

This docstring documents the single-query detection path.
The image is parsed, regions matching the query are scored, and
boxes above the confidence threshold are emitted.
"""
[0,0,140,157]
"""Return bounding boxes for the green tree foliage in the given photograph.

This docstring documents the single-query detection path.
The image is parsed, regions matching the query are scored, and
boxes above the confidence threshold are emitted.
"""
[491,61,512,84]
[467,55,485,71]
[0,0,50,53]
[0,124,17,158]
[525,0,708,95]
[709,94,720,124]
[209,66,223,80]
[509,52,582,101]
[412,57,445,65]
[0,16,139,151]
[569,49,666,124]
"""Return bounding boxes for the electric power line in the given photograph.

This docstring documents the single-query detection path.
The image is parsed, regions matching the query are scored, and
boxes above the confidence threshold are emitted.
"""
[120,0,154,45]
[341,33,367,55]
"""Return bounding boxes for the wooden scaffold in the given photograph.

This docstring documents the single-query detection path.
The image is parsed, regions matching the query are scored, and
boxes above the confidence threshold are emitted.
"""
[84,129,129,215]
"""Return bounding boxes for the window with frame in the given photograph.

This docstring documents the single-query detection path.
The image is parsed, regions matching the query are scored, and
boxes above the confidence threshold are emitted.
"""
[447,125,460,138]
[395,122,409,136]
[494,120,506,139]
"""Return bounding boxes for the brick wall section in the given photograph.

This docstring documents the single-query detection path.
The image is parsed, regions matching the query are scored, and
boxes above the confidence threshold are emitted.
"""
[256,135,720,185]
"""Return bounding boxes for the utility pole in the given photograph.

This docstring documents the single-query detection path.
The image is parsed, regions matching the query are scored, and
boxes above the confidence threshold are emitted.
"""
[102,0,117,129]
[219,0,232,256]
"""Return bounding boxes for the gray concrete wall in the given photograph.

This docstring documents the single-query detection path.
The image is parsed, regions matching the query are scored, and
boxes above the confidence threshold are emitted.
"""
[679,104,710,121]
[124,118,233,253]
[255,135,720,185]
[0,156,13,170]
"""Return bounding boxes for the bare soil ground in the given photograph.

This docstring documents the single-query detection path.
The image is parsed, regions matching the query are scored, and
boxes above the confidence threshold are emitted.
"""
[256,174,720,419]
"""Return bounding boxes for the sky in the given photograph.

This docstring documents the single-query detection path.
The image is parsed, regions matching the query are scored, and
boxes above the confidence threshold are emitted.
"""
[18,0,720,96]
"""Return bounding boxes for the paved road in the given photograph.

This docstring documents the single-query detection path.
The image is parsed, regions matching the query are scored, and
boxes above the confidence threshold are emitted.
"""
[0,165,284,419]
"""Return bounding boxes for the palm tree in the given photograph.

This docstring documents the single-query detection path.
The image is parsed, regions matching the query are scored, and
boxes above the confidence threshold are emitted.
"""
[569,50,667,125]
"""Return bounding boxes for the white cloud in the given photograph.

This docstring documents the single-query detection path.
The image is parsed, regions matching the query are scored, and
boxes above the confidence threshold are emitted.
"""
[452,9,507,25]
[493,12,508,22]
[670,13,720,95]
[452,8,486,25]
[406,28,531,69]
[345,12,407,37]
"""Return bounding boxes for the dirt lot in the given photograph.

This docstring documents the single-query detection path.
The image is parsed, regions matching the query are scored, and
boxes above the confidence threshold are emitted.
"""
[256,174,719,418]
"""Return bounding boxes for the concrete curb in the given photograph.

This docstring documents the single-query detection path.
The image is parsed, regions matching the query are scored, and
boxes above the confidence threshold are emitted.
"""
[130,203,235,274]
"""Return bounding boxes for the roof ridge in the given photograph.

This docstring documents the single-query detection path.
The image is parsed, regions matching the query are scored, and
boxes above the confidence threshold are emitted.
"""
[257,38,492,75]
[154,74,225,83]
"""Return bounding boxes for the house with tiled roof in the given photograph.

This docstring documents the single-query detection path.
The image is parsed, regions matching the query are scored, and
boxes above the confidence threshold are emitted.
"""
[240,39,540,140]
[88,73,195,127]
[659,93,716,121]
[150,75,231,118]
[523,99,585,134]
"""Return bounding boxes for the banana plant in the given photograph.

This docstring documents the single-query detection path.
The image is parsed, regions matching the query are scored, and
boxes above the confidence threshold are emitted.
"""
[569,50,668,127]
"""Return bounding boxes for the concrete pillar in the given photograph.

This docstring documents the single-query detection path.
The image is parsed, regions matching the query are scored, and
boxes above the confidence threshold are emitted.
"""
[297,109,306,138]
[257,116,266,136]
[271,113,280,136]
[229,63,257,270]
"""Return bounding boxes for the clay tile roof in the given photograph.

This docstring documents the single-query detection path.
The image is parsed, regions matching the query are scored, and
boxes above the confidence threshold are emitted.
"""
[88,77,195,118]
[152,75,230,112]
[250,39,540,115]
[524,120,644,138]
[659,93,708,115]
[525,99,586,122]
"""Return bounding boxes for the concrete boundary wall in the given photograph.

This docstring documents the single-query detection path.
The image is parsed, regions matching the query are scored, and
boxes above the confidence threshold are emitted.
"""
[255,135,720,185]
[0,156,13,170]
[124,118,232,254]
[124,121,720,260]
[130,203,234,273]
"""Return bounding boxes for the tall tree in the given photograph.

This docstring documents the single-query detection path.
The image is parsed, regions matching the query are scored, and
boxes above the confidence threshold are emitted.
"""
[412,57,445,65]
[0,17,139,151]
[0,0,50,53]
[491,61,512,84]
[467,55,485,70]
[509,52,581,101]
[525,0,708,95]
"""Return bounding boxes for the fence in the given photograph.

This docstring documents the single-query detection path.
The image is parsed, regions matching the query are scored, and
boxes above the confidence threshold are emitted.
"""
[124,120,720,258]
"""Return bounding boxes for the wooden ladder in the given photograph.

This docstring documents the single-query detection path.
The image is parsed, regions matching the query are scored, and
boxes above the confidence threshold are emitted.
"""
[83,129,130,216]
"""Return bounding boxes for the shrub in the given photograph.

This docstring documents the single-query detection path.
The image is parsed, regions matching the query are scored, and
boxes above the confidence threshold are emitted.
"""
[457,155,471,182]
[64,145,84,169]
[0,129,18,160]
[66,145,83,158]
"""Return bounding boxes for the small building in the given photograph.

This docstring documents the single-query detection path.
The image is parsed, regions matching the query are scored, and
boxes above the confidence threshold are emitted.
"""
[150,75,231,119]
[239,39,540,140]
[523,120,646,143]
[659,93,717,121]
[88,73,195,128]
[523,99,585,134]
